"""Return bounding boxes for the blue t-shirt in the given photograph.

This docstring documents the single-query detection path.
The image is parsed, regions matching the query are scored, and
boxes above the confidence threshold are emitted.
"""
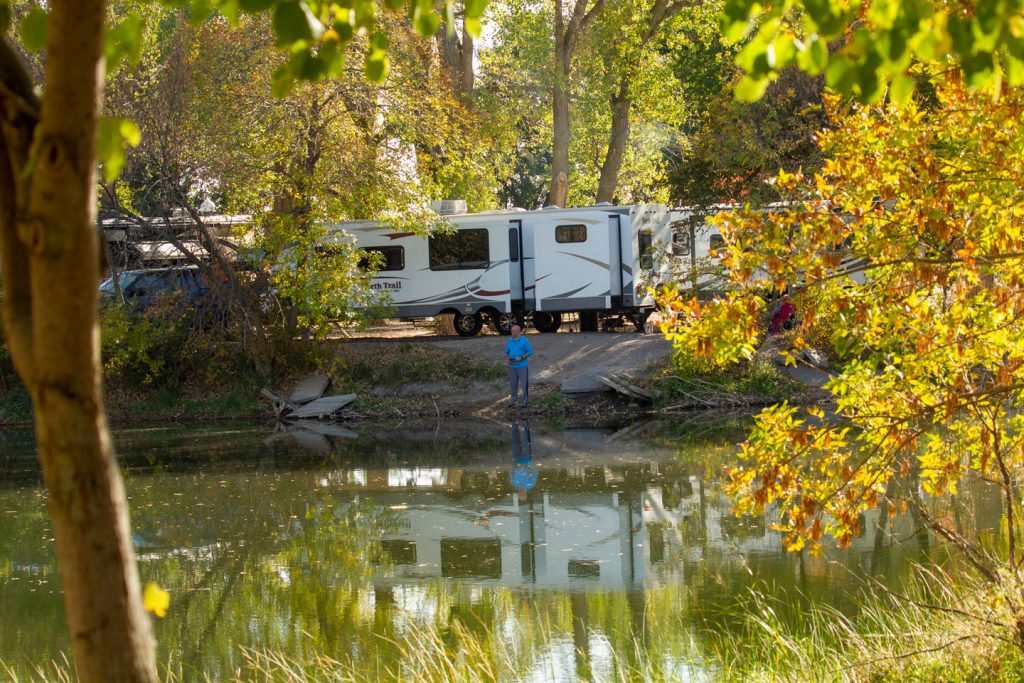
[511,464,538,492]
[504,336,533,368]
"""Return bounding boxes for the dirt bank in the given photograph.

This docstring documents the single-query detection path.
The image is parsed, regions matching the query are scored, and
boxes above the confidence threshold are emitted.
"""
[334,327,675,420]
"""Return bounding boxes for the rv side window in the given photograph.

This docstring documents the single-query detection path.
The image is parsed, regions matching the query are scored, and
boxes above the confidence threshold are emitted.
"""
[639,229,654,269]
[508,227,519,262]
[709,234,726,252]
[555,224,587,243]
[672,230,691,257]
[429,228,490,270]
[358,246,405,271]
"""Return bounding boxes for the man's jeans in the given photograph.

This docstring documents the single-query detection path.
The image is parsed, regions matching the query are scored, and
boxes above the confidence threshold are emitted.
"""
[509,366,529,407]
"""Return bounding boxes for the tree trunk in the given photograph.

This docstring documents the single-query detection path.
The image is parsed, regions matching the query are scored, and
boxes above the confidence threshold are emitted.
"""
[437,19,475,100]
[547,0,606,208]
[459,25,475,96]
[549,58,570,208]
[0,3,158,681]
[596,79,631,204]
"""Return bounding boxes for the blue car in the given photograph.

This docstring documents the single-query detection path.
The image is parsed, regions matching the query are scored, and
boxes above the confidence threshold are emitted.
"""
[99,267,211,308]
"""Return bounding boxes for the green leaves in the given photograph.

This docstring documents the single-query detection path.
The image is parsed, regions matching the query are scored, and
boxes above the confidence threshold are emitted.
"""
[273,0,324,46]
[723,0,1024,105]
[463,0,486,37]
[256,0,468,95]
[19,7,47,52]
[239,0,277,11]
[411,0,439,37]
[105,13,145,75]
[363,31,390,82]
[97,118,141,182]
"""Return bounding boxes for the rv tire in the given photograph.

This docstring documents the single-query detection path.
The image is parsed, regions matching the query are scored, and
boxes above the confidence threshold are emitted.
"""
[491,311,522,336]
[453,311,483,337]
[533,312,562,334]
[628,310,651,333]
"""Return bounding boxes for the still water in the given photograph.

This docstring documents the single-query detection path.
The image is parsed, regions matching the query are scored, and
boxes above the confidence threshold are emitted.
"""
[0,419,998,680]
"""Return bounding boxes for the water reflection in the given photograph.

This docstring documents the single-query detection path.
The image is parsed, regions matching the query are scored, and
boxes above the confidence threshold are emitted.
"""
[0,421,1000,680]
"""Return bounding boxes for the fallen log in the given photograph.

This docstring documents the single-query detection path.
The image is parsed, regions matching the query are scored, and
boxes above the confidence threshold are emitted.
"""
[260,388,299,418]
[598,375,654,403]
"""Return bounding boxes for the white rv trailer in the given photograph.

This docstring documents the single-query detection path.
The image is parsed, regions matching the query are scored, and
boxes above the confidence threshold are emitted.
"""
[669,205,866,298]
[329,204,673,336]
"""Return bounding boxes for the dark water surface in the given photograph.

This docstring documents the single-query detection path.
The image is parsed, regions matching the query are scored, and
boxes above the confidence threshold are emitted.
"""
[0,419,996,680]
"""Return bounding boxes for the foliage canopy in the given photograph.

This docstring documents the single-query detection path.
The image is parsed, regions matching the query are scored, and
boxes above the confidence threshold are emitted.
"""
[659,72,1024,584]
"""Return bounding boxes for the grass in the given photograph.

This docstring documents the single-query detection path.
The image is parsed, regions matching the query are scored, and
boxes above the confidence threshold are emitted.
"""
[329,344,505,390]
[4,569,1022,682]
[533,388,567,412]
[103,376,265,421]
[705,566,1024,682]
[654,355,802,409]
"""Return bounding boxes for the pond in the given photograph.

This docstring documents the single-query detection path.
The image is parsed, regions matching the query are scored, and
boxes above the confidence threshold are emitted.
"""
[0,419,999,680]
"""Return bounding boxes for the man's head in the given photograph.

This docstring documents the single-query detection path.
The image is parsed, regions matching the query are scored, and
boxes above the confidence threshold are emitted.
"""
[511,324,522,338]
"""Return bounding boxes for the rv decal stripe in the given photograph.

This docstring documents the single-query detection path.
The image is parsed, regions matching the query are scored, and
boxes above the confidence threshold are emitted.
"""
[548,284,591,299]
[561,252,610,270]
[475,289,511,296]
[385,232,415,240]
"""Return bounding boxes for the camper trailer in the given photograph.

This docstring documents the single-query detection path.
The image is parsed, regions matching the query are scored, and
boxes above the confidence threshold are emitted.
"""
[329,204,673,336]
[668,204,867,299]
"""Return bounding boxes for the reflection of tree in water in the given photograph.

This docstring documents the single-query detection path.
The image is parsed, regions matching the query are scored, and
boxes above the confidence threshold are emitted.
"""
[1,422,1015,680]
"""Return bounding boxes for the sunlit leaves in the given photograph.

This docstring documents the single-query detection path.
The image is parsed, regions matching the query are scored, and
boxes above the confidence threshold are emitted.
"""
[239,0,277,10]
[722,0,1024,104]
[363,30,389,81]
[97,117,142,182]
[411,0,439,37]
[105,13,146,75]
[659,77,1024,555]
[237,0,482,92]
[142,582,170,618]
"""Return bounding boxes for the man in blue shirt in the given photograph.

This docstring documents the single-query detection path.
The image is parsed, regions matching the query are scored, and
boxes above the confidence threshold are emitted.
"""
[503,324,533,408]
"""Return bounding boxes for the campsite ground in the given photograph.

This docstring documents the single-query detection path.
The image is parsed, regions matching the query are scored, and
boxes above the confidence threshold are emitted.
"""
[334,322,676,422]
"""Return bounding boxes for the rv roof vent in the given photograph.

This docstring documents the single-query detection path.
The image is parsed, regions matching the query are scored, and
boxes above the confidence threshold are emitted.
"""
[431,199,468,216]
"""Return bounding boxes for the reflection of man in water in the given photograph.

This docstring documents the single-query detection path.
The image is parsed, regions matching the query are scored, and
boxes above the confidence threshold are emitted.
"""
[510,419,537,502]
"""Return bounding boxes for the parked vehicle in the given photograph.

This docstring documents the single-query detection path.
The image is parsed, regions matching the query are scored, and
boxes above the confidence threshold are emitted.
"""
[99,266,211,308]
[668,204,866,299]
[329,204,674,336]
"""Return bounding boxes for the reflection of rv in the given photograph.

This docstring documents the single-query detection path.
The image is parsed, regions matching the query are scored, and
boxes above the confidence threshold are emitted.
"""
[329,204,673,336]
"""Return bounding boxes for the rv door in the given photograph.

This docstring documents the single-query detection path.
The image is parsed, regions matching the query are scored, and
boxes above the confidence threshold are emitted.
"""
[508,221,525,305]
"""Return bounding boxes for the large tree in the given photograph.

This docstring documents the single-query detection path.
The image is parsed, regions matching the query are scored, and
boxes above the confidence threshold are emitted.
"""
[592,0,688,204]
[658,0,1024,638]
[548,0,606,207]
[0,1,478,680]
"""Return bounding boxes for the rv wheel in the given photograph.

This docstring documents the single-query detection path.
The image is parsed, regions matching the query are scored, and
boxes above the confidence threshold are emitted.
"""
[453,311,483,337]
[492,311,522,335]
[532,312,562,333]
[628,310,651,332]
